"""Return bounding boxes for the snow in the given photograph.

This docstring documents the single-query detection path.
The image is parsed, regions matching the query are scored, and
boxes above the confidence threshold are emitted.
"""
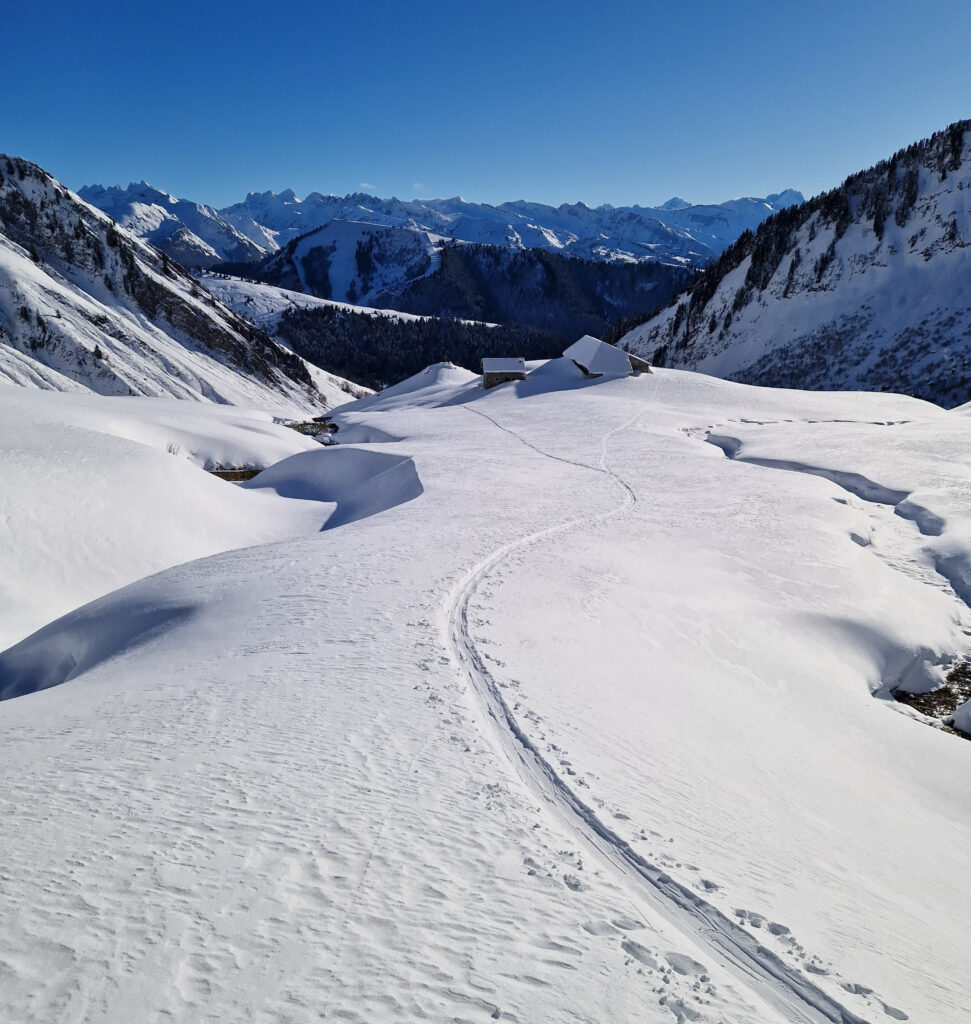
[1,366,969,1023]
[0,386,326,649]
[202,271,498,332]
[563,334,635,377]
[0,200,325,415]
[954,698,971,732]
[77,182,264,266]
[201,272,432,326]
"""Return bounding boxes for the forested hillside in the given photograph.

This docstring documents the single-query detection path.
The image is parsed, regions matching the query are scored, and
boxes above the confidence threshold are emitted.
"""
[622,121,971,407]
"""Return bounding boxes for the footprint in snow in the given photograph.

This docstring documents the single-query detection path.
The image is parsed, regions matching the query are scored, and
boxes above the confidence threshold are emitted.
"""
[621,938,659,969]
[664,952,707,977]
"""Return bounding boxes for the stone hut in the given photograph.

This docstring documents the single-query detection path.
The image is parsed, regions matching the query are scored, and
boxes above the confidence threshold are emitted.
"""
[482,357,526,389]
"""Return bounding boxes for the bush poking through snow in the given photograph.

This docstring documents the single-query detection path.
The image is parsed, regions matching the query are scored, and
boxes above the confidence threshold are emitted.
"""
[894,661,971,739]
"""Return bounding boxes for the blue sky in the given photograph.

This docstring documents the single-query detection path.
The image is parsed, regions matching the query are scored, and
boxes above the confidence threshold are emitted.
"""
[5,0,969,208]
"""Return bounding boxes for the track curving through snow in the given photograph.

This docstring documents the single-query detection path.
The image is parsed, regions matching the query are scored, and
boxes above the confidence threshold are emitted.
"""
[444,402,870,1024]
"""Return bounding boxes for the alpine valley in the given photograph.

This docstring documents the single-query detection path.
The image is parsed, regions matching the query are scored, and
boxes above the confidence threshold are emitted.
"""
[2,120,971,1024]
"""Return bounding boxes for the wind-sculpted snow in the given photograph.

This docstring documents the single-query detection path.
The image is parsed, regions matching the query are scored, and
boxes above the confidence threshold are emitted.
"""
[0,591,197,701]
[1,367,969,1023]
[242,447,424,529]
[0,386,328,648]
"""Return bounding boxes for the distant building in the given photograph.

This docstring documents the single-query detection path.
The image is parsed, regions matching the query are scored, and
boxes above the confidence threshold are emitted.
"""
[482,356,526,389]
[563,335,652,378]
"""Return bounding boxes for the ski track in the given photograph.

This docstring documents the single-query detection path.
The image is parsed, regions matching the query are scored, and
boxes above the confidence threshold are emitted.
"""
[446,401,871,1024]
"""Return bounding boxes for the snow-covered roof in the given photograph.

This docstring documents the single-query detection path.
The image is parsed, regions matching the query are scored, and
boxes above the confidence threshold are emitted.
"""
[481,357,525,375]
[563,335,633,377]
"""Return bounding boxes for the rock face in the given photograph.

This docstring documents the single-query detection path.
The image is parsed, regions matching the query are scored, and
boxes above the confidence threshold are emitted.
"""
[621,121,971,409]
[0,156,319,410]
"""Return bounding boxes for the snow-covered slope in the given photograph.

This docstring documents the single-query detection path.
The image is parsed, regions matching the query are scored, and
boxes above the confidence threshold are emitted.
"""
[0,155,343,414]
[78,182,266,267]
[2,366,969,1023]
[0,386,326,649]
[201,273,475,327]
[256,218,441,305]
[622,121,971,408]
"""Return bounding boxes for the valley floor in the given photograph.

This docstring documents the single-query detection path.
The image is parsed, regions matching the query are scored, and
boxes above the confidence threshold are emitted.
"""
[1,365,969,1023]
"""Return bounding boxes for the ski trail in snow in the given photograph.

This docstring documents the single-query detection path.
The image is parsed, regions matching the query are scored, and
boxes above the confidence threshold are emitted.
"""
[445,402,871,1024]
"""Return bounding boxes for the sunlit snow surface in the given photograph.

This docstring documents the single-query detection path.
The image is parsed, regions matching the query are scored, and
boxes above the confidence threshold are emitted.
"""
[1,364,969,1023]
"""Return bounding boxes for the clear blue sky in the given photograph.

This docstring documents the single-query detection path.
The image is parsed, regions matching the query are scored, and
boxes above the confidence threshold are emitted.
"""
[4,0,969,209]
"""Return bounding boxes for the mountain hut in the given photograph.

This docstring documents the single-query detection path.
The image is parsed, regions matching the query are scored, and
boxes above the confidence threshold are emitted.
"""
[482,357,526,389]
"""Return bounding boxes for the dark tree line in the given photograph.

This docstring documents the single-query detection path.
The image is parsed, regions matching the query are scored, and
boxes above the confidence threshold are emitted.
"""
[276,305,566,390]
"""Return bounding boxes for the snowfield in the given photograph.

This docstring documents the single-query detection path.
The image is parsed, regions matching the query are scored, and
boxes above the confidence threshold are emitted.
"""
[1,363,969,1024]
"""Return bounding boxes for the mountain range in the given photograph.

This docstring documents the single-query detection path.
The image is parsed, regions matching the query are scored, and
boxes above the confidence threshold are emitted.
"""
[78,181,804,270]
[7,120,971,412]
[621,120,971,408]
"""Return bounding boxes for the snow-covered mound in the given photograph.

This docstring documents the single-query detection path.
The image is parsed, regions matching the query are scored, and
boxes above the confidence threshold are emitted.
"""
[622,120,971,408]
[0,385,329,649]
[0,156,331,413]
[2,369,970,1023]
[242,446,423,529]
[350,360,480,410]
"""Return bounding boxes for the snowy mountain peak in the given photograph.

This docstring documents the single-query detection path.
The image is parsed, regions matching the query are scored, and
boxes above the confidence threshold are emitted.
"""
[764,188,804,208]
[76,180,265,267]
[659,196,691,210]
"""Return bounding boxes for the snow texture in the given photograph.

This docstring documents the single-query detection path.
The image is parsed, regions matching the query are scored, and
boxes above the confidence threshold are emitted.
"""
[1,364,969,1024]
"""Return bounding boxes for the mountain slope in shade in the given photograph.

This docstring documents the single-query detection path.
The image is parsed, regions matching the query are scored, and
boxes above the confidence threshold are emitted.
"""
[0,156,356,413]
[246,228,692,339]
[621,121,971,408]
